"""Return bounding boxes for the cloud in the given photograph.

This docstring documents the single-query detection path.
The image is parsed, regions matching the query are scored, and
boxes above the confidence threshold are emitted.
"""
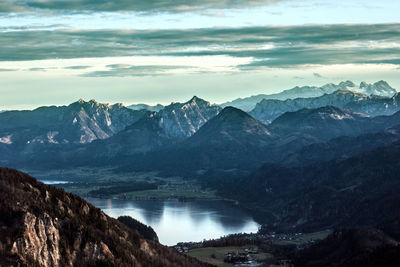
[81,65,195,77]
[1,24,400,71]
[106,64,131,69]
[65,65,91,70]
[0,0,285,13]
[28,67,47,71]
[313,72,323,78]
[0,68,18,71]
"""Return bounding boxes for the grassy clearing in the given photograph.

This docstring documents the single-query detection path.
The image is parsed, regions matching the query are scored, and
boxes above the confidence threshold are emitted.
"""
[272,229,332,246]
[187,246,272,267]
[27,167,218,200]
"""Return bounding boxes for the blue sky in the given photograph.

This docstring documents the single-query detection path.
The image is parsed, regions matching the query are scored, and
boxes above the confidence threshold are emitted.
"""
[0,0,399,109]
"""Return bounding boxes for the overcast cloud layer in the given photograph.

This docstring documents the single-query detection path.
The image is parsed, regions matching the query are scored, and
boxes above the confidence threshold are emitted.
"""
[1,24,399,74]
[0,0,399,109]
[0,0,284,13]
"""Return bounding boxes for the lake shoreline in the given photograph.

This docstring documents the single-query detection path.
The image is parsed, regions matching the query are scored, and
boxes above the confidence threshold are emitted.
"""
[84,197,260,246]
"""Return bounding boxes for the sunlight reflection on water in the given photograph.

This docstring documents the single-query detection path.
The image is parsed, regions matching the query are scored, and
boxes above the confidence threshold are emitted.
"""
[85,198,259,246]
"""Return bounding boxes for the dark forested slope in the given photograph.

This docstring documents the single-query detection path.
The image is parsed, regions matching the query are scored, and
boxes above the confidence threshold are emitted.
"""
[0,167,211,267]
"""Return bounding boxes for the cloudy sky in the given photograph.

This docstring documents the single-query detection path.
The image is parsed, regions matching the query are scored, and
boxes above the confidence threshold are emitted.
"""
[0,0,399,109]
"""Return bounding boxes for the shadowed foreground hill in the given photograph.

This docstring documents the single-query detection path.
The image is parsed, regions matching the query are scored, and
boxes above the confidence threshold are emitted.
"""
[224,141,400,232]
[293,228,400,267]
[0,168,211,267]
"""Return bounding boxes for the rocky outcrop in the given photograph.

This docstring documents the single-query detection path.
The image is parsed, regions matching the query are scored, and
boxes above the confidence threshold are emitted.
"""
[11,212,61,267]
[158,96,221,139]
[0,167,211,267]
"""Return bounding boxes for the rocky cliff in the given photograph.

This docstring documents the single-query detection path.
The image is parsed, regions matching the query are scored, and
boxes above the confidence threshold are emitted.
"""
[0,167,211,267]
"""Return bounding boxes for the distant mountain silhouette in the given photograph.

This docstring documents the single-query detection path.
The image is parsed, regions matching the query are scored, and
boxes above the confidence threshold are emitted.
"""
[250,89,400,124]
[222,80,397,111]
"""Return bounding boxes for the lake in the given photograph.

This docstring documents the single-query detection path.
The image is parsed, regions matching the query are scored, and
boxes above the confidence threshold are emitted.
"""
[39,180,71,185]
[85,198,260,246]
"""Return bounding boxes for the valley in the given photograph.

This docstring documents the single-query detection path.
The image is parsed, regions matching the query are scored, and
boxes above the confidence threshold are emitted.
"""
[1,80,400,266]
[2,2,400,265]
[32,167,219,200]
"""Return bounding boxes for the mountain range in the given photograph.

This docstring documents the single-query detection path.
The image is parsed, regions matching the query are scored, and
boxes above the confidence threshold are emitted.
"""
[0,99,146,145]
[1,80,400,266]
[222,80,397,111]
[125,107,273,174]
[112,105,400,177]
[3,90,400,175]
[250,89,400,124]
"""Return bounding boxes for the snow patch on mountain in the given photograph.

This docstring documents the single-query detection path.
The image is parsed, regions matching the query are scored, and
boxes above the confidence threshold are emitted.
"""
[222,80,397,111]
[0,135,12,144]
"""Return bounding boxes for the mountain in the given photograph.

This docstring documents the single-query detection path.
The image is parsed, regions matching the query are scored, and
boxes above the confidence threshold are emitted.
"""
[359,80,397,96]
[77,112,172,162]
[293,228,400,267]
[157,96,221,139]
[0,99,146,146]
[261,107,400,164]
[81,96,221,159]
[127,103,164,112]
[6,104,400,173]
[222,81,397,111]
[250,90,400,124]
[282,124,400,167]
[0,97,222,170]
[126,107,273,174]
[230,141,400,233]
[93,106,400,175]
[268,106,372,142]
[0,167,210,267]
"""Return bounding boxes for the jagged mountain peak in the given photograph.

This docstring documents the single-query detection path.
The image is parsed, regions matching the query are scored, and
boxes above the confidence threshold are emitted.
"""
[71,98,104,108]
[374,80,390,86]
[182,96,211,107]
[188,95,201,103]
[339,80,356,87]
[222,80,397,111]
[359,80,396,96]
[154,96,221,139]
[69,99,130,111]
[360,81,367,88]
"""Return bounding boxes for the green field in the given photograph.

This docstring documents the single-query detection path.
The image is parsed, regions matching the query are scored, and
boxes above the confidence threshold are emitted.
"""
[187,246,272,266]
[27,167,219,200]
[271,230,332,246]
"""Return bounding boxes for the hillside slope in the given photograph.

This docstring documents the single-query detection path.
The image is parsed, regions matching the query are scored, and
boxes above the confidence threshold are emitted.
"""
[0,168,211,267]
[232,142,400,232]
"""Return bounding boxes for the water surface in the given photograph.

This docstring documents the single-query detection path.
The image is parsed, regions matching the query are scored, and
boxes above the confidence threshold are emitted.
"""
[86,198,259,246]
[40,180,71,185]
